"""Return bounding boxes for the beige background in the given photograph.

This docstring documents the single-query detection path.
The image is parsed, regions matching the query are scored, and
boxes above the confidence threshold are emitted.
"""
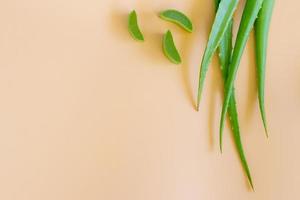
[0,0,299,199]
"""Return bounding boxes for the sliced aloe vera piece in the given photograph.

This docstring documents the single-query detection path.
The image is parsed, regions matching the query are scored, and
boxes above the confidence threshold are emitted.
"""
[163,30,181,64]
[159,9,193,33]
[128,10,144,41]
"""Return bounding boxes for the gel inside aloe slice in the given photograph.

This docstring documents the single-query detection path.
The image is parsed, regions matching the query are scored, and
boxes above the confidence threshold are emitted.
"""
[163,30,182,64]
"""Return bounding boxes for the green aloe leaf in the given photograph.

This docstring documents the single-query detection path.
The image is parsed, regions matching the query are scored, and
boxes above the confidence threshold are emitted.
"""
[196,0,239,111]
[255,0,275,137]
[220,0,264,146]
[215,0,253,189]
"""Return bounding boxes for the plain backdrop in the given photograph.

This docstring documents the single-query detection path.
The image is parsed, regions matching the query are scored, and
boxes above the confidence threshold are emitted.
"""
[0,0,299,199]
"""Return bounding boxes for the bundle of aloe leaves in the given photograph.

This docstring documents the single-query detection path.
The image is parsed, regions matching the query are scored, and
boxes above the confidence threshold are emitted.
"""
[197,0,275,188]
[127,0,274,189]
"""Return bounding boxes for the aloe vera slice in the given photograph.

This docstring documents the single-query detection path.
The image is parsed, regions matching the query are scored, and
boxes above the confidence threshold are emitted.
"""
[215,0,253,189]
[159,9,193,33]
[196,0,239,110]
[163,30,182,64]
[255,0,275,136]
[128,10,144,41]
[220,0,264,145]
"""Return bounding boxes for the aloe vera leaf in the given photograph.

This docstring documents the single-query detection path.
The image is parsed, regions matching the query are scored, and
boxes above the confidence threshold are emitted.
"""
[159,9,193,33]
[255,0,275,137]
[228,91,254,189]
[215,0,254,189]
[128,10,144,41]
[196,0,239,111]
[163,30,182,64]
[220,0,264,144]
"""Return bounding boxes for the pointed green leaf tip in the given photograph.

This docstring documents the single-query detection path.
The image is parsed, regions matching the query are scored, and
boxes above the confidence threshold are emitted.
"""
[220,0,265,151]
[196,0,239,111]
[162,30,182,64]
[255,0,275,137]
[215,0,253,189]
[159,9,193,33]
[128,10,144,41]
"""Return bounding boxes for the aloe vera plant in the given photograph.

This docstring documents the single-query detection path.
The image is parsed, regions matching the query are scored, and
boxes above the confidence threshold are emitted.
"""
[215,0,253,189]
[255,0,275,136]
[220,0,264,146]
[126,1,275,188]
[196,0,239,111]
